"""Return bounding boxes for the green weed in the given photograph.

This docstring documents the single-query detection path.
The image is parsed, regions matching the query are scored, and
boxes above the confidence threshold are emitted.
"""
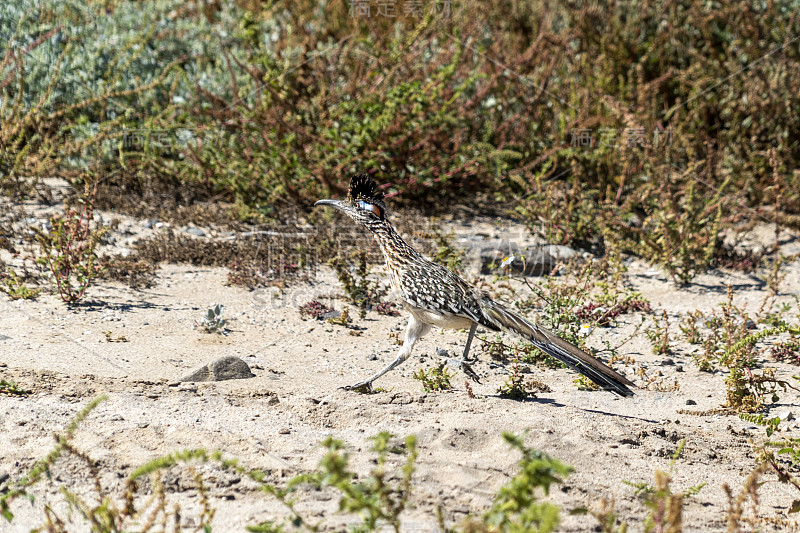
[198,304,227,334]
[413,364,454,393]
[0,379,31,396]
[0,269,40,300]
[34,182,107,304]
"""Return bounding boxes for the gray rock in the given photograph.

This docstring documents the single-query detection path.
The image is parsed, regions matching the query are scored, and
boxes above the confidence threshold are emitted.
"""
[541,244,579,262]
[462,239,574,276]
[685,399,697,405]
[185,227,206,237]
[180,356,255,382]
[518,247,557,276]
[463,239,520,274]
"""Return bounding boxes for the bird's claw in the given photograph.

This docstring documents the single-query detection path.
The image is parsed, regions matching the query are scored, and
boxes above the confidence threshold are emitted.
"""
[341,382,373,394]
[461,361,481,384]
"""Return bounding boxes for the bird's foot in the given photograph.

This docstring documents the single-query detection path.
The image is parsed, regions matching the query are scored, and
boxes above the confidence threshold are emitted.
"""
[341,381,374,394]
[461,361,481,384]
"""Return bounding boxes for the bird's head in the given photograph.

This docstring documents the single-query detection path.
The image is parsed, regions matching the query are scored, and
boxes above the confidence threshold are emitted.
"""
[314,174,388,228]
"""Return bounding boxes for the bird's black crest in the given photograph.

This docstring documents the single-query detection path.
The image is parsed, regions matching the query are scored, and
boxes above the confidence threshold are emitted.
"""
[346,174,385,205]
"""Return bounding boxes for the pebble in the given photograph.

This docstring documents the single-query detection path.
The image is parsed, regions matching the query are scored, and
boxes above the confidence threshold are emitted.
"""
[685,399,697,405]
[185,227,206,237]
[778,410,794,421]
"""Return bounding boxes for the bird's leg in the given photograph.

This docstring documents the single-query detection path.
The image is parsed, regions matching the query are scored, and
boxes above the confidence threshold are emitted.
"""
[461,322,477,361]
[343,314,430,392]
[460,322,481,384]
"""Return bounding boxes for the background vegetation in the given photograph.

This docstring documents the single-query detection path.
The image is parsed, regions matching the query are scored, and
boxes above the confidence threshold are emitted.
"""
[3,0,799,276]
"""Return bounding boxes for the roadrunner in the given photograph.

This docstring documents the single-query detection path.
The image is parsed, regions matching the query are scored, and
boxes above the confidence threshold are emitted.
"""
[315,174,636,397]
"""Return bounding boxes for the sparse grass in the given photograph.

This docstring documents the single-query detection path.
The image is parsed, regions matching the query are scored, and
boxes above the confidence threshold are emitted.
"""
[622,440,705,533]
[5,397,799,531]
[329,251,387,319]
[96,256,158,290]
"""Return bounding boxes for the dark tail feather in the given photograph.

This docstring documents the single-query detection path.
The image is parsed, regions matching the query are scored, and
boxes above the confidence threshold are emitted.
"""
[484,304,636,397]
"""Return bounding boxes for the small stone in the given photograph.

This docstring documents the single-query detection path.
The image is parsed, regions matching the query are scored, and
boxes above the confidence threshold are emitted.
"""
[685,399,697,405]
[778,410,794,421]
[675,366,684,372]
[179,356,255,382]
[660,359,675,366]
[279,428,290,435]
[185,227,206,237]
[367,353,378,361]
[142,218,157,229]
[435,348,451,357]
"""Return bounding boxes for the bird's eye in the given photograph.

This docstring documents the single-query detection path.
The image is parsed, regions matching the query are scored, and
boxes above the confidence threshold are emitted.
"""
[357,201,383,218]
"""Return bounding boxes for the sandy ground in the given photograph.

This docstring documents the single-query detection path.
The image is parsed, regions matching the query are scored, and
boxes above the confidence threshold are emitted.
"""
[2,194,800,532]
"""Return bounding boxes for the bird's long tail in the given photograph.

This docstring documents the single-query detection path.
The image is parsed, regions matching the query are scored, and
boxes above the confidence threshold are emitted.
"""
[482,301,636,397]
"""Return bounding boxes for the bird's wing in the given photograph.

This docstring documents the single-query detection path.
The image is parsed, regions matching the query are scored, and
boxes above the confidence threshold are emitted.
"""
[399,261,496,328]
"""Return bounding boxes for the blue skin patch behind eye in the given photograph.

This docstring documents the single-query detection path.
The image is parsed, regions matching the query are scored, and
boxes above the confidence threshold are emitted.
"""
[358,201,373,211]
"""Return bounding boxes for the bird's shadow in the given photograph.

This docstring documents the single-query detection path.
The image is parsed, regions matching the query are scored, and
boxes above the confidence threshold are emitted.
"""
[576,407,661,424]
[486,395,567,408]
[488,395,662,424]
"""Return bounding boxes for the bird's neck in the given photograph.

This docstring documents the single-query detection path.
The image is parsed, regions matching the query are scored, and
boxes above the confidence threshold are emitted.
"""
[366,220,423,268]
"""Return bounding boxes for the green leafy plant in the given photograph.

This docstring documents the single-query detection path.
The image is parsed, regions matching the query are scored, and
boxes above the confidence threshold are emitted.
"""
[0,0,182,195]
[430,228,465,274]
[497,358,534,400]
[740,409,800,515]
[644,310,671,355]
[0,269,40,300]
[199,304,227,334]
[624,440,704,533]
[0,380,31,396]
[464,432,573,533]
[679,310,704,346]
[34,183,107,304]
[636,178,727,285]
[251,431,419,533]
[327,306,352,327]
[413,364,454,393]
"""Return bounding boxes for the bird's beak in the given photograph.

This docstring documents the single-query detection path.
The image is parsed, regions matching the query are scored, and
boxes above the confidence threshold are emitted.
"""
[314,199,346,211]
